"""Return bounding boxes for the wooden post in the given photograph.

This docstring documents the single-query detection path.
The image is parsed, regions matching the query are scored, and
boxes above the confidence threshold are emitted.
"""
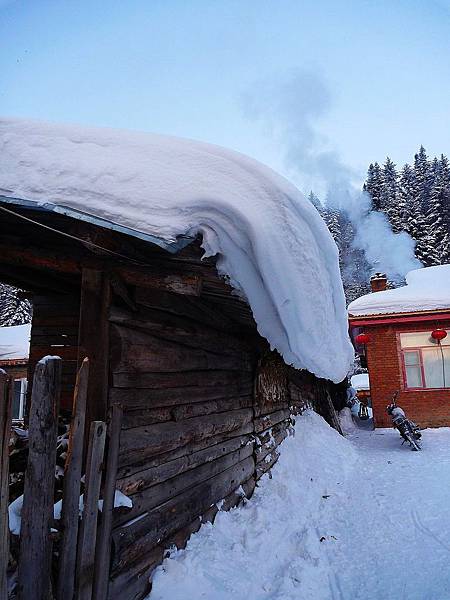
[57,358,90,600]
[0,371,13,600]
[17,357,62,600]
[92,403,123,600]
[75,421,106,600]
[78,269,111,430]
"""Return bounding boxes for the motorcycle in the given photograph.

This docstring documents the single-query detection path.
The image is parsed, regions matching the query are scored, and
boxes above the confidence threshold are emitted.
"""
[386,392,422,451]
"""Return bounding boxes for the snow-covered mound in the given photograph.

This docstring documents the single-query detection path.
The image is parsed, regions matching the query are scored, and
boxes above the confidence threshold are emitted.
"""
[0,119,353,381]
[348,264,450,317]
[149,411,357,600]
[0,323,31,360]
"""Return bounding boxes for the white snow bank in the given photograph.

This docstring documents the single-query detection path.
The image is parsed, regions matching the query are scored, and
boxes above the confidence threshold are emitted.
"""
[0,323,31,360]
[0,119,353,382]
[350,373,370,390]
[348,264,450,317]
[338,407,357,434]
[149,411,357,600]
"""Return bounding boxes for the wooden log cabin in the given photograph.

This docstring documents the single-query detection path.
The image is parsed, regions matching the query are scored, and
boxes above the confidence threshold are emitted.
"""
[0,121,351,599]
[0,197,346,598]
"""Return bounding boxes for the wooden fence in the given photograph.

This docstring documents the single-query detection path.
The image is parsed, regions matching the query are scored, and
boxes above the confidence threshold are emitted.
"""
[0,357,123,600]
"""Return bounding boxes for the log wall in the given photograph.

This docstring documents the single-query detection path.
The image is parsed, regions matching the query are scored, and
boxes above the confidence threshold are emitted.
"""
[107,288,341,600]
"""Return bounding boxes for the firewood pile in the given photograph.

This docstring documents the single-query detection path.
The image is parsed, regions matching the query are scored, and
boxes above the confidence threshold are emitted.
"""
[9,414,72,503]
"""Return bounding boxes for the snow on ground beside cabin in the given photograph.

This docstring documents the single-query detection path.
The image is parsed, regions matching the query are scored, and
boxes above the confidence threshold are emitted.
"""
[0,119,353,382]
[149,411,450,600]
[0,323,31,360]
[348,264,450,316]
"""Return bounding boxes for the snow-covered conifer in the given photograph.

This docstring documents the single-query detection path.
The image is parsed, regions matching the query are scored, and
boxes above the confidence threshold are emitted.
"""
[0,283,32,326]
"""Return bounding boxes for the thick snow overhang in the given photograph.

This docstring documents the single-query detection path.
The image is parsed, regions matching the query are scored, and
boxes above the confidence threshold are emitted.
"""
[0,118,354,382]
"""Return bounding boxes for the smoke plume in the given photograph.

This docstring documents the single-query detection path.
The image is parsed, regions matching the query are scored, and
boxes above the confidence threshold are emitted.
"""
[242,68,422,282]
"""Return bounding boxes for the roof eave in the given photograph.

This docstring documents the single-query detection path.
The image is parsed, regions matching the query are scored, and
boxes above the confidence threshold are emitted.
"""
[0,194,195,254]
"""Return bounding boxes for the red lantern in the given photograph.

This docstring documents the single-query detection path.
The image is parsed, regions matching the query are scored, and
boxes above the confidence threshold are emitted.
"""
[431,329,447,342]
[355,333,370,345]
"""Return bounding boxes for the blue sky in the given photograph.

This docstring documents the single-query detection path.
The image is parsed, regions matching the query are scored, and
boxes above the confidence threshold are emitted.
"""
[1,0,450,195]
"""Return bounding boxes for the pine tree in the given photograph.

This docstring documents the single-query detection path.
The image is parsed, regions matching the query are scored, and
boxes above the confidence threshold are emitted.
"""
[307,191,322,212]
[0,284,32,326]
[427,159,450,264]
[365,162,383,211]
[381,157,400,230]
[414,145,432,213]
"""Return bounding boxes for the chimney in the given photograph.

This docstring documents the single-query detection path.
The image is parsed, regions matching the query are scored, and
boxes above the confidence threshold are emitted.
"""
[370,273,387,293]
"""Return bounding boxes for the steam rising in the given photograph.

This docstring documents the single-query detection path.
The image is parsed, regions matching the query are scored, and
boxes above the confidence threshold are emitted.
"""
[242,69,422,282]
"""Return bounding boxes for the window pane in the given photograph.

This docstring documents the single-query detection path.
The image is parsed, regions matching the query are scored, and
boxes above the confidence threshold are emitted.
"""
[12,380,22,420]
[404,351,420,366]
[423,347,450,388]
[445,348,450,388]
[400,331,450,348]
[406,365,422,388]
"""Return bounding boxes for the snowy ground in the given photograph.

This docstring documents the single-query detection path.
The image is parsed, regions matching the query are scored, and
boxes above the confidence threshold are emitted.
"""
[149,411,450,600]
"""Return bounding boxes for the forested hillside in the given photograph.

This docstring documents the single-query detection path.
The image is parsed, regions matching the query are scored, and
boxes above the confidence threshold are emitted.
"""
[313,146,450,303]
[364,147,450,267]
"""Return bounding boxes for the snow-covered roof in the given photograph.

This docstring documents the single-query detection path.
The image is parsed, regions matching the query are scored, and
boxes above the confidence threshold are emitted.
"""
[0,118,354,382]
[348,265,450,318]
[0,324,31,361]
[350,373,370,390]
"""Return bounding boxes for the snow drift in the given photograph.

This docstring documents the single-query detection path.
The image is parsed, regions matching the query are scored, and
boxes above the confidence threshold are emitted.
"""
[0,119,353,381]
[148,411,357,600]
[348,264,450,317]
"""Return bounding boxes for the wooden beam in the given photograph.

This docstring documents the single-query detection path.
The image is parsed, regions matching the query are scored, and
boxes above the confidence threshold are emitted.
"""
[78,269,111,427]
[120,270,202,296]
[0,243,202,296]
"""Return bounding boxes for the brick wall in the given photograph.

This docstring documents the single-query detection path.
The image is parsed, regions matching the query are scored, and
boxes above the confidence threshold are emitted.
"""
[365,319,450,428]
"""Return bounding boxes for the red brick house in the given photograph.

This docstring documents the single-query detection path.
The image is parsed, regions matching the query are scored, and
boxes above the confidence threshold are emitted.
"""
[348,266,450,428]
[0,323,30,421]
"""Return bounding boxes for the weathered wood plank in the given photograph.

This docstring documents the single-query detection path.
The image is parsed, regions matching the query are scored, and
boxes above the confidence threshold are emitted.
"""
[255,451,280,480]
[110,325,253,374]
[76,421,107,600]
[0,372,13,600]
[134,288,238,332]
[118,423,253,479]
[107,547,163,600]
[254,409,291,434]
[116,434,251,495]
[109,305,252,356]
[111,369,253,391]
[93,404,123,600]
[114,444,253,527]
[121,271,202,297]
[17,357,62,600]
[119,408,253,467]
[111,455,255,571]
[122,395,253,429]
[57,358,89,600]
[0,245,202,296]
